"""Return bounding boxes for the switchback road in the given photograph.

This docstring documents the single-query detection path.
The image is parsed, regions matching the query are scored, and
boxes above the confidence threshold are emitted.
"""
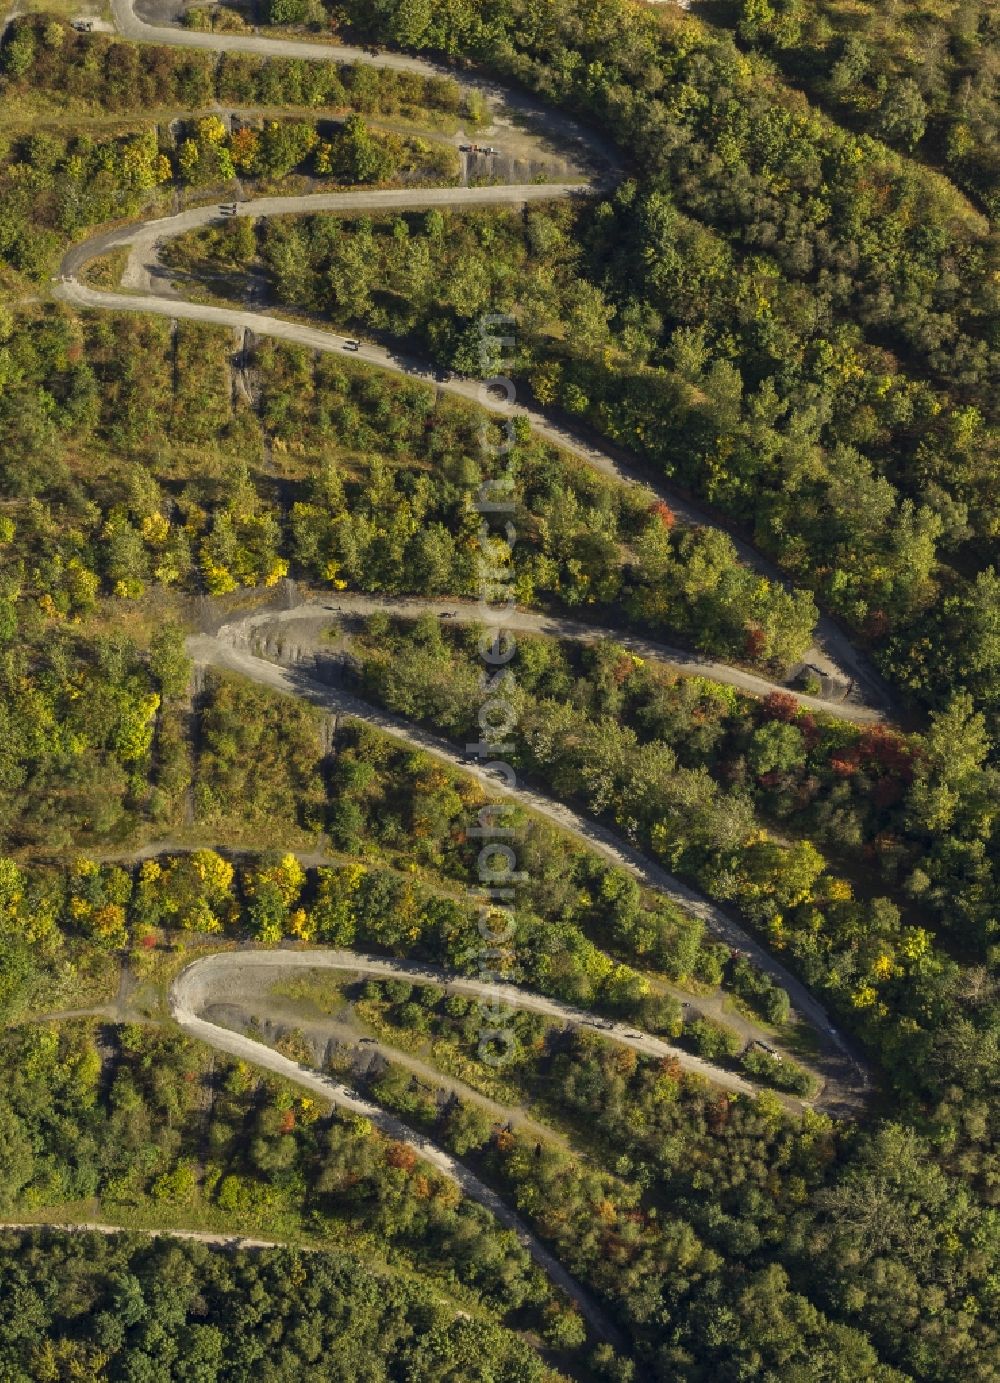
[188,621,874,1117]
[49,0,893,715]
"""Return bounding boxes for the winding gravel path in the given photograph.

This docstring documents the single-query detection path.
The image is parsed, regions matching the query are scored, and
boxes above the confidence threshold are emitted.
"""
[115,0,620,174]
[49,0,893,716]
[188,622,873,1116]
[59,246,889,713]
[215,994,571,1146]
[57,245,888,713]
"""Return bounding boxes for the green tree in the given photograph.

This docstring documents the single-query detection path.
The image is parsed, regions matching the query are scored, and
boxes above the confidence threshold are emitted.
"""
[907,693,992,834]
[332,115,396,184]
[748,721,806,777]
[877,78,928,151]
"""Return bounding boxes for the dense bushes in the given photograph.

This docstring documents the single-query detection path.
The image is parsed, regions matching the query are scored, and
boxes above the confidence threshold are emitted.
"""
[43,830,759,1066]
[712,0,1000,217]
[175,111,453,188]
[0,1022,572,1353]
[0,626,187,852]
[355,977,997,1380]
[347,613,1000,964]
[0,16,467,120]
[335,0,996,407]
[0,4,995,1372]
[3,1014,992,1379]
[0,125,171,279]
[0,1231,554,1380]
[0,912,995,1378]
[194,675,329,835]
[0,113,445,280]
